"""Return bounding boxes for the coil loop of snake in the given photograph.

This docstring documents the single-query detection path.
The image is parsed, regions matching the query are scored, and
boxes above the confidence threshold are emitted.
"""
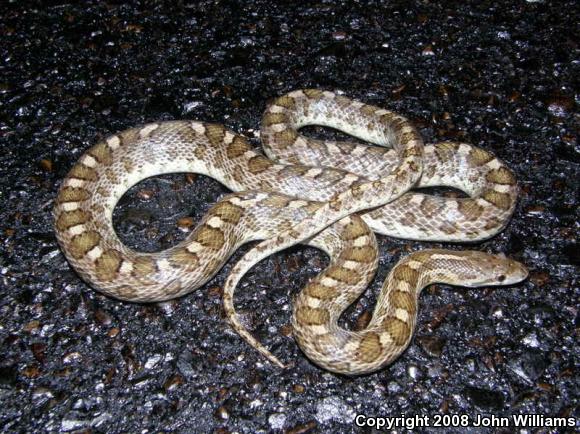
[54,89,528,375]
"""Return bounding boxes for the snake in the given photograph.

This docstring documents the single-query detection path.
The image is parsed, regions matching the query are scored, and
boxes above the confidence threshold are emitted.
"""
[53,89,528,375]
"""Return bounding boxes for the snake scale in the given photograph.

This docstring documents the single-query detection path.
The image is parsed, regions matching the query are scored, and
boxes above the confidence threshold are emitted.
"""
[54,89,528,375]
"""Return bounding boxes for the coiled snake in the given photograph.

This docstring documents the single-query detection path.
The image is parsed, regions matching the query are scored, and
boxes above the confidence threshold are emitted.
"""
[54,89,527,375]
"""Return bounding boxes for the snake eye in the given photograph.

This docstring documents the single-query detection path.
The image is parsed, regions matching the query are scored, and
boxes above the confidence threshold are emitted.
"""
[497,275,506,282]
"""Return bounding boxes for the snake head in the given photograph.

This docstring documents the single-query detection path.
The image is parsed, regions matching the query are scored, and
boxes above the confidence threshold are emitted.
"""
[460,251,529,287]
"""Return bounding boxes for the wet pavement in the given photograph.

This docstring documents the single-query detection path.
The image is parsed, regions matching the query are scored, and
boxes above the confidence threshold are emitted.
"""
[0,1,578,433]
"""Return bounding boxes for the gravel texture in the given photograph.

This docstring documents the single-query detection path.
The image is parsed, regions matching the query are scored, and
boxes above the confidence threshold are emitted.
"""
[0,1,578,433]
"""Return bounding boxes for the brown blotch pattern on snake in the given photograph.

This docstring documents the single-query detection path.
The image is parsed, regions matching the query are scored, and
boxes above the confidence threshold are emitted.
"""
[95,249,123,281]
[356,333,383,364]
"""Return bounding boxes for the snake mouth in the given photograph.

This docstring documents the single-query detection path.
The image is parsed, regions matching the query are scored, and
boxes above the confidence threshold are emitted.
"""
[506,260,529,284]
[484,257,528,286]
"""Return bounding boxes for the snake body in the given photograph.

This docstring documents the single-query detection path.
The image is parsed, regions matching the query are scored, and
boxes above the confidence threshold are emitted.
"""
[54,89,527,374]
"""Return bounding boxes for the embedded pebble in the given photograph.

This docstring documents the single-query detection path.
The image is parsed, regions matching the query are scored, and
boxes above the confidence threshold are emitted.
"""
[268,412,287,429]
[315,396,355,424]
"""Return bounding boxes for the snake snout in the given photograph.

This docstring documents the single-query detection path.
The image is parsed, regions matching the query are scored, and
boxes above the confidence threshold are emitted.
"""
[463,252,528,287]
[504,259,529,285]
[486,256,528,286]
